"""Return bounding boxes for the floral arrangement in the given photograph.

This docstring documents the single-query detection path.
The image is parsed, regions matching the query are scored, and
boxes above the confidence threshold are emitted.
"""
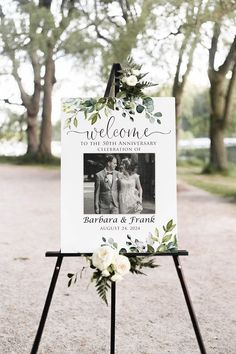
[63,57,162,127]
[68,220,177,305]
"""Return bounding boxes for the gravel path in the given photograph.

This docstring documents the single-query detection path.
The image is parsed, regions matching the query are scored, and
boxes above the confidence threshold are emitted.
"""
[0,164,236,354]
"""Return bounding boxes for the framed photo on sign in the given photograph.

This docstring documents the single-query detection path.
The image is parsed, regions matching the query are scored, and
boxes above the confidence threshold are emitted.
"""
[61,97,178,252]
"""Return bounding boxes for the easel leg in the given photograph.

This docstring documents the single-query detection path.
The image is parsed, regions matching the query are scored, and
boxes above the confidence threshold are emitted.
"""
[31,256,63,354]
[173,256,206,354]
[110,281,116,354]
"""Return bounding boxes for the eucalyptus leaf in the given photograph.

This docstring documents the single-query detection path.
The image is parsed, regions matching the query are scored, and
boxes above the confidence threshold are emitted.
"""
[157,244,167,252]
[84,99,93,107]
[149,116,155,123]
[116,91,126,99]
[95,102,105,111]
[90,113,98,125]
[130,247,138,252]
[173,234,177,246]
[162,234,172,243]
[146,104,154,113]
[98,98,106,104]
[87,106,95,113]
[166,219,173,229]
[107,98,115,110]
[136,104,145,113]
[73,117,78,128]
[147,244,155,253]
[154,228,159,239]
[104,106,110,117]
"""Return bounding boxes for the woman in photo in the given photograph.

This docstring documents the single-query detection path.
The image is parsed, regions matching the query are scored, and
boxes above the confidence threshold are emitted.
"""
[118,158,143,214]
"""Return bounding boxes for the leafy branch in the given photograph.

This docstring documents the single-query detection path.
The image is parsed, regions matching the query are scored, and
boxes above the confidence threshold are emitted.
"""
[62,57,163,128]
[67,219,177,305]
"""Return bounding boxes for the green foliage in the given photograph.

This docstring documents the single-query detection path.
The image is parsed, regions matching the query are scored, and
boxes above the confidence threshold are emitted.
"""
[178,164,236,202]
[0,110,26,141]
[63,95,162,128]
[67,272,77,288]
[129,256,158,275]
[0,154,60,166]
[118,57,158,100]
[123,220,178,254]
[62,58,162,128]
[92,271,111,306]
[67,219,177,305]
[99,0,157,75]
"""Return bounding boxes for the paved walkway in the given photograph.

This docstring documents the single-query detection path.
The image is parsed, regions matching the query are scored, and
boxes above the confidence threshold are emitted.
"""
[0,164,236,354]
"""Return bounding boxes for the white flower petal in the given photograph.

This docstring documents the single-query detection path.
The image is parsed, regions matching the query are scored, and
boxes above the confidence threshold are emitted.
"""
[111,273,123,282]
[126,75,138,86]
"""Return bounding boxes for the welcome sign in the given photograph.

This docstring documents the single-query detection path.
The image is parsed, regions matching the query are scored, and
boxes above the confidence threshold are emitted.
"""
[61,97,177,252]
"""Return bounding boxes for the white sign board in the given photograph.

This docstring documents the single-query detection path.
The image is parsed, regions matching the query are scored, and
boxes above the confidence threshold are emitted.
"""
[61,97,177,252]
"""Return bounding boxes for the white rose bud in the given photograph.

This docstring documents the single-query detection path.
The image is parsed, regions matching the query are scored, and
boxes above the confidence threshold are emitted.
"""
[121,76,127,84]
[132,69,140,76]
[126,75,138,87]
[112,255,130,276]
[102,269,110,277]
[111,273,123,282]
[92,246,115,271]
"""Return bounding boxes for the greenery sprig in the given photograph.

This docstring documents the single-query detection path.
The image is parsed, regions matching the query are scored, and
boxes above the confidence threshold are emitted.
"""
[67,220,177,305]
[117,56,157,100]
[62,58,162,128]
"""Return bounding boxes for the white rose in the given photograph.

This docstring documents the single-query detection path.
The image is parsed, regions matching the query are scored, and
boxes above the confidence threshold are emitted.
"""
[92,246,115,271]
[121,76,127,83]
[132,69,140,76]
[102,269,110,277]
[111,273,123,282]
[126,75,138,86]
[112,255,130,276]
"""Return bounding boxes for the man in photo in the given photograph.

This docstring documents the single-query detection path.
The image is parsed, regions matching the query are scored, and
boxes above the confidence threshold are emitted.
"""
[94,155,119,214]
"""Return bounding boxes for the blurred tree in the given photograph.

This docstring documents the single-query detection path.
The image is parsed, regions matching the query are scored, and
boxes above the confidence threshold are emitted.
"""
[0,0,98,159]
[172,0,205,148]
[0,108,26,141]
[93,0,157,75]
[181,87,210,138]
[207,23,236,171]
[0,0,155,159]
[0,6,41,154]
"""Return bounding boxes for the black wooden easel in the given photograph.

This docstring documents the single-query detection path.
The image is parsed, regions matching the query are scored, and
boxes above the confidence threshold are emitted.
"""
[30,64,206,354]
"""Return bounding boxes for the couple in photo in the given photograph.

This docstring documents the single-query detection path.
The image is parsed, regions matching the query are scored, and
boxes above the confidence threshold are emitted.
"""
[94,155,143,214]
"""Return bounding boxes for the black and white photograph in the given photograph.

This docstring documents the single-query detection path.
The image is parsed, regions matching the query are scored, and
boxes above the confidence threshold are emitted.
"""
[84,153,155,214]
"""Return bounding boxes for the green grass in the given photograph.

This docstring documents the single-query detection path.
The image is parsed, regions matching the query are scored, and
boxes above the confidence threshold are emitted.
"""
[178,164,236,202]
[0,155,60,168]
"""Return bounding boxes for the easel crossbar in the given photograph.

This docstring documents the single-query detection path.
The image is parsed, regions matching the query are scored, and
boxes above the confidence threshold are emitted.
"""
[45,250,189,257]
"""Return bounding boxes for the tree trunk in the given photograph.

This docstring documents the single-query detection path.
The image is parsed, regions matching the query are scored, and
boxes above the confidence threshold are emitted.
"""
[209,114,228,170]
[37,47,55,159]
[207,24,236,172]
[26,112,38,154]
[174,91,182,150]
[208,73,228,171]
